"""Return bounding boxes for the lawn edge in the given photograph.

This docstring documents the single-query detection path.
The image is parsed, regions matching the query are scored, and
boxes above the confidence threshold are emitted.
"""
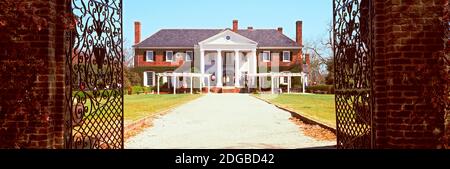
[252,94,337,134]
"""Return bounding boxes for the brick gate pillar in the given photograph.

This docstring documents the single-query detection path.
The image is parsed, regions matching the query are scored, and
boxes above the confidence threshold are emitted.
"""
[0,0,69,148]
[372,0,449,148]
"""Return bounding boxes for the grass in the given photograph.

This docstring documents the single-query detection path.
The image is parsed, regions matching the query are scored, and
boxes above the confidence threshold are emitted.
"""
[254,94,336,127]
[124,94,202,122]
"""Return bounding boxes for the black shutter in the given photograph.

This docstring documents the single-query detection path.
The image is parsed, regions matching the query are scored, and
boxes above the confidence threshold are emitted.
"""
[290,51,293,61]
[280,52,283,62]
[144,51,147,61]
[163,51,166,61]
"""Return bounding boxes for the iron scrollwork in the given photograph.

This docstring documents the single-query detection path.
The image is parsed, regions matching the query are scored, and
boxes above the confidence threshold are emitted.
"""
[333,0,373,149]
[65,0,124,149]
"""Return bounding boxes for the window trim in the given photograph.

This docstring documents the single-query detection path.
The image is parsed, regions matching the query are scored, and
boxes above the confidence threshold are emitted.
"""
[143,71,156,87]
[146,51,154,62]
[185,51,193,62]
[282,51,291,62]
[165,51,173,62]
[262,51,271,62]
[280,72,290,85]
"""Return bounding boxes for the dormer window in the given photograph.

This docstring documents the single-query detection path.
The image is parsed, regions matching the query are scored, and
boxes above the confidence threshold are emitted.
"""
[146,51,154,62]
[166,51,173,62]
[283,51,291,62]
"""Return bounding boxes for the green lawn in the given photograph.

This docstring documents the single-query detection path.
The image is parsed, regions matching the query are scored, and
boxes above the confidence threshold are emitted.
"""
[254,94,336,127]
[124,94,202,122]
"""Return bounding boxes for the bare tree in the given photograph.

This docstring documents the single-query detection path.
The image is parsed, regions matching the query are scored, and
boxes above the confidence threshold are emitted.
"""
[303,22,333,85]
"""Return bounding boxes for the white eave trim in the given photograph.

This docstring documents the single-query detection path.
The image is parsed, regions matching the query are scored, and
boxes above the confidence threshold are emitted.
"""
[258,46,302,49]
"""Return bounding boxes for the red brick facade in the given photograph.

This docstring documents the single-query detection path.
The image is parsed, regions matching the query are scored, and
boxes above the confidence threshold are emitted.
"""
[372,0,449,148]
[0,0,68,148]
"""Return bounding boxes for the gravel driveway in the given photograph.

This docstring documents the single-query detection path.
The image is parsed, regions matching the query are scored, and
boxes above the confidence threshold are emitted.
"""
[125,94,335,149]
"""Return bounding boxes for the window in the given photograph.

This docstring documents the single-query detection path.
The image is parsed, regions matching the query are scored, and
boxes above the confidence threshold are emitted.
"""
[144,71,155,86]
[146,51,154,62]
[186,51,193,61]
[280,77,289,84]
[166,51,173,62]
[262,51,271,62]
[283,51,291,62]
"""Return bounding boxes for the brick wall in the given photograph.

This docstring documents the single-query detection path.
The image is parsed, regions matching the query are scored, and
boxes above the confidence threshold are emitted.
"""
[256,49,302,69]
[0,0,67,148]
[372,0,448,148]
[135,48,302,70]
[135,49,188,67]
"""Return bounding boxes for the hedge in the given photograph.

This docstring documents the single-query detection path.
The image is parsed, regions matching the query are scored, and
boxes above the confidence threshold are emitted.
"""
[306,85,334,94]
[126,85,154,95]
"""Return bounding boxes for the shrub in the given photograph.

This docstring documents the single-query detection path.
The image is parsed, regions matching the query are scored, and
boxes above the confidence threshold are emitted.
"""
[306,85,334,94]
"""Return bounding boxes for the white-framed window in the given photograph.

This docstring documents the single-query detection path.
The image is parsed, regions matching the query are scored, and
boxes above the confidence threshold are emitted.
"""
[146,51,154,62]
[186,51,193,61]
[283,51,291,62]
[280,72,290,85]
[165,51,173,62]
[143,71,155,87]
[262,51,271,62]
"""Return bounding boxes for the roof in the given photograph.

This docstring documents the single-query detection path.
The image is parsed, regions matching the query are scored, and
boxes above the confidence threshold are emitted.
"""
[134,29,300,48]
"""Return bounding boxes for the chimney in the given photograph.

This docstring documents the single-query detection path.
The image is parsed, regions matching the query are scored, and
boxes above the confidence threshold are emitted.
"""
[134,21,141,44]
[296,21,303,47]
[247,26,253,30]
[277,27,283,34]
[233,20,238,32]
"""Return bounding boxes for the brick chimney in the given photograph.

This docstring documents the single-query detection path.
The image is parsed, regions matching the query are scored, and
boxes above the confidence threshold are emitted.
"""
[233,20,238,32]
[134,21,141,44]
[296,21,303,47]
[277,27,283,34]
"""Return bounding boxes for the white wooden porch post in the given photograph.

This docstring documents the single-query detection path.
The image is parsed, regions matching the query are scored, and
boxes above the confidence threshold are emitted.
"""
[234,50,240,87]
[302,75,306,94]
[200,76,203,94]
[271,75,274,94]
[190,76,193,94]
[259,76,262,91]
[288,76,291,94]
[173,75,177,95]
[157,75,160,95]
[216,50,223,87]
[200,50,205,86]
[252,49,257,87]
[207,76,211,93]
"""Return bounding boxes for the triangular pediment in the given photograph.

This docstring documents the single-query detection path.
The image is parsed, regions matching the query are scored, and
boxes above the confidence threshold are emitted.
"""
[199,29,258,46]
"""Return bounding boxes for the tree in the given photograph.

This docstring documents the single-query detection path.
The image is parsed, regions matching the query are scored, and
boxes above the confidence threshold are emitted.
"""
[303,22,334,85]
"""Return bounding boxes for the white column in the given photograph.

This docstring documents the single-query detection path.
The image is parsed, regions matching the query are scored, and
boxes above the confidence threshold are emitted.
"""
[173,75,177,95]
[271,75,274,94]
[302,75,306,94]
[234,50,240,87]
[200,50,205,85]
[190,76,193,94]
[216,50,223,87]
[252,49,257,87]
[207,77,211,93]
[157,76,160,95]
[288,76,291,94]
[200,76,203,94]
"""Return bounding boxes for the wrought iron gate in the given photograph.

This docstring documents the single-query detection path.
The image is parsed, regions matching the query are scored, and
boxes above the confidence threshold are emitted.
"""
[65,0,124,149]
[333,0,373,149]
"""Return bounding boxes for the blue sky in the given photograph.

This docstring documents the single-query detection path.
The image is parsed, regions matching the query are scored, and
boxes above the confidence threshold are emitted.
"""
[123,0,332,48]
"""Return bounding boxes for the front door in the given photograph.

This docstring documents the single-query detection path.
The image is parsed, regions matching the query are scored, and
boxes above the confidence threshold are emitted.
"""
[223,52,235,87]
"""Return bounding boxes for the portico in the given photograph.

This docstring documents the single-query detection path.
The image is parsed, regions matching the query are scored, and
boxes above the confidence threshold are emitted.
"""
[198,29,258,89]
